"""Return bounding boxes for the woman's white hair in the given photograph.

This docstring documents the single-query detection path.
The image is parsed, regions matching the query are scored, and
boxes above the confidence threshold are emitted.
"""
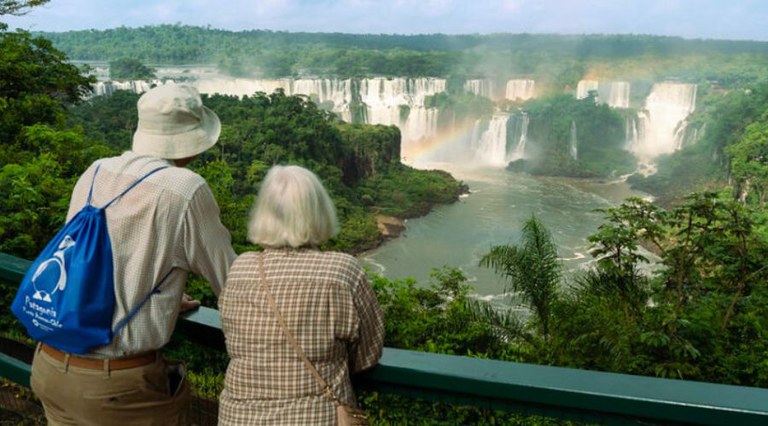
[248,165,339,248]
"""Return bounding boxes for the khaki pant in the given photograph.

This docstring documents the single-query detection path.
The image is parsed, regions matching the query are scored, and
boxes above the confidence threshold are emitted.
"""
[31,346,190,426]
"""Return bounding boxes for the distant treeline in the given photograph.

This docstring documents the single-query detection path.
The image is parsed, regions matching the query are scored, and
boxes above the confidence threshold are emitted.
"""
[37,25,768,80]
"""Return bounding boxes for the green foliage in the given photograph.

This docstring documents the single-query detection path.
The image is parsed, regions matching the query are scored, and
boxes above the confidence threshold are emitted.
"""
[550,194,768,383]
[193,159,253,251]
[426,92,495,129]
[37,26,768,82]
[371,267,508,358]
[479,215,561,337]
[0,29,110,259]
[64,90,139,152]
[359,390,580,426]
[0,29,94,143]
[108,57,157,80]
[630,81,768,206]
[0,0,49,16]
[509,93,635,177]
[357,163,466,217]
[727,117,768,209]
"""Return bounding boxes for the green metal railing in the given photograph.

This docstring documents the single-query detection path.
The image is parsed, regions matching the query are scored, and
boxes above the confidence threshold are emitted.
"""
[2,252,768,425]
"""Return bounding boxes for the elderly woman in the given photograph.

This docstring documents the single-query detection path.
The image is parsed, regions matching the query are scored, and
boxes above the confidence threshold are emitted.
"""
[218,165,384,425]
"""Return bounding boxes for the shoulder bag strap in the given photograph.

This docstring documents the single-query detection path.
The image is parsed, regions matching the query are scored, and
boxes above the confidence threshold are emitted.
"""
[112,268,175,336]
[258,254,340,403]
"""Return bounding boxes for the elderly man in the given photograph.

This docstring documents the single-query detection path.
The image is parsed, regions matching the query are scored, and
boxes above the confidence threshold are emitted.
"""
[29,84,237,425]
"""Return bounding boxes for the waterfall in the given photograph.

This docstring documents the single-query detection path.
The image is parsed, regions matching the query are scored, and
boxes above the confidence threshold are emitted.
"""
[89,68,699,170]
[579,80,629,108]
[90,74,445,162]
[91,80,158,97]
[570,121,578,160]
[505,79,535,101]
[193,78,291,97]
[508,112,530,161]
[291,78,356,121]
[474,114,511,167]
[576,80,599,100]
[625,116,639,152]
[358,77,445,152]
[401,106,439,155]
[606,82,630,109]
[464,79,493,99]
[632,82,697,161]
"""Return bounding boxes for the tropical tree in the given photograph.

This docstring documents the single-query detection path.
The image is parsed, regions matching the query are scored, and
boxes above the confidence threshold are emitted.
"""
[727,118,768,209]
[585,198,660,318]
[479,215,561,337]
[109,58,157,80]
[0,0,49,16]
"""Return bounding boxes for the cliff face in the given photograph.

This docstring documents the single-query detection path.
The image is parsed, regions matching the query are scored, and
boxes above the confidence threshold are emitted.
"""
[338,123,402,185]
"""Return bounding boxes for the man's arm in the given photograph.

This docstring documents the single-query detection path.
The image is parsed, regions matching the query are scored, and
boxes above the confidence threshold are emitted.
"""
[182,183,237,297]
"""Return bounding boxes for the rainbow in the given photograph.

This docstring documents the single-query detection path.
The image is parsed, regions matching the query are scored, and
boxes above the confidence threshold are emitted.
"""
[401,121,480,163]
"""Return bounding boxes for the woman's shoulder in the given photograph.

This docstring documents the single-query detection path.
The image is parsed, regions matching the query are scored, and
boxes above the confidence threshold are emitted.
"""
[230,251,261,269]
[313,250,362,269]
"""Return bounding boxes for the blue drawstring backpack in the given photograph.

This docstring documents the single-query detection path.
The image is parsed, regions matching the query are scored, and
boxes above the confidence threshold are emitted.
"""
[11,164,168,354]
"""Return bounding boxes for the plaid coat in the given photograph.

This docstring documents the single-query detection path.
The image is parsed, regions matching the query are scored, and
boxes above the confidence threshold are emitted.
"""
[218,249,385,425]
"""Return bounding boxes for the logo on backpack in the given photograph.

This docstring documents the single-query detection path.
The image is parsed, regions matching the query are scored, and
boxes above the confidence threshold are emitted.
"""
[31,235,75,303]
[12,164,168,354]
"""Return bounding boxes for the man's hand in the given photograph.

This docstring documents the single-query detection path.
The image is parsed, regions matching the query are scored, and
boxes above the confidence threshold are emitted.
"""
[180,293,201,312]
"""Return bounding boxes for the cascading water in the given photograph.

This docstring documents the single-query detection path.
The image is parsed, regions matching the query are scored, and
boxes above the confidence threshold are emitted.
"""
[474,114,511,167]
[464,79,493,99]
[89,69,699,174]
[576,80,599,100]
[92,80,157,97]
[505,79,535,101]
[508,112,529,161]
[358,77,445,155]
[93,76,442,144]
[193,77,290,98]
[291,78,356,121]
[570,121,578,160]
[625,116,639,153]
[632,82,697,161]
[606,82,630,109]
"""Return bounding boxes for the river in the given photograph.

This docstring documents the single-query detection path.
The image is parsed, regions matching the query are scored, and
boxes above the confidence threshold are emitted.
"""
[361,163,649,304]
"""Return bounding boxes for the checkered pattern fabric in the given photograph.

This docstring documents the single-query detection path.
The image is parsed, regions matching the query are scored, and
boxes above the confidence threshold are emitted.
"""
[218,249,384,425]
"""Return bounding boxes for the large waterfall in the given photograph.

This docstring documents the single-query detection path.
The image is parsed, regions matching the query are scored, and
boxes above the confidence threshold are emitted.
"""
[358,77,445,152]
[505,79,535,101]
[474,114,510,167]
[464,79,494,99]
[604,82,630,109]
[91,71,697,172]
[576,80,599,99]
[466,111,529,167]
[94,76,445,153]
[631,83,697,161]
[577,80,630,109]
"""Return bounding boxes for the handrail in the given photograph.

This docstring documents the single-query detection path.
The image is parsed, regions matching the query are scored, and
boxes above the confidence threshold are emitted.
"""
[3,252,768,425]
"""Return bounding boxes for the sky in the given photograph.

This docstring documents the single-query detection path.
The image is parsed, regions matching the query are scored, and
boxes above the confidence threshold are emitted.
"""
[3,0,768,42]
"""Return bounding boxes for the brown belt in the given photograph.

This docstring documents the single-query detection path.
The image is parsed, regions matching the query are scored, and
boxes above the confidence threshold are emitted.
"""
[40,344,158,370]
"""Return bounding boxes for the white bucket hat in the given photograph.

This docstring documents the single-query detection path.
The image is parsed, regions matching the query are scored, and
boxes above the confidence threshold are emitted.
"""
[132,84,221,160]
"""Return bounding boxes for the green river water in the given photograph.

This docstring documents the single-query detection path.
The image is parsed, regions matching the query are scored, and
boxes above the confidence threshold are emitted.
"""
[361,164,650,304]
